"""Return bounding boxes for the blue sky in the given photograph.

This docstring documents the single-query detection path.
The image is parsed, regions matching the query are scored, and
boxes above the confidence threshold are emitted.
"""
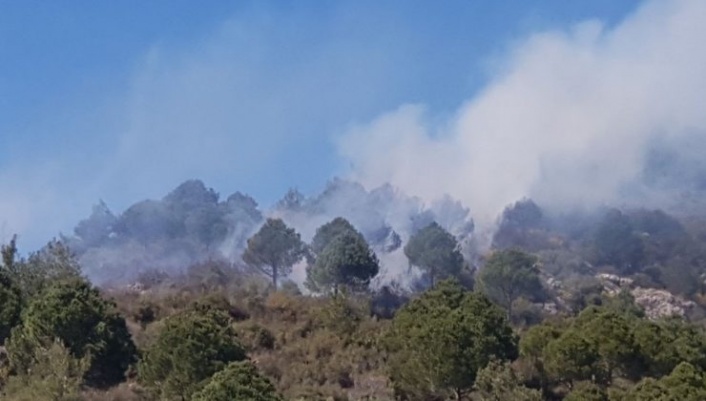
[0,1,644,249]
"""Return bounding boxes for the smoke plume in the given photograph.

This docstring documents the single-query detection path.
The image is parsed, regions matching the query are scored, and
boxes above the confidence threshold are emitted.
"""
[339,0,706,230]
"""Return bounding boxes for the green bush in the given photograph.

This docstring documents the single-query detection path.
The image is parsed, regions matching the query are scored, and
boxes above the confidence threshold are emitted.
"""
[0,274,21,344]
[385,279,517,400]
[2,338,88,401]
[138,308,247,400]
[191,361,282,401]
[6,278,136,388]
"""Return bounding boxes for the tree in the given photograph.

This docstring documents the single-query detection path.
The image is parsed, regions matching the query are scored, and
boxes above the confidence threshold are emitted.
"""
[0,277,20,344]
[385,280,517,400]
[632,319,706,377]
[563,381,607,401]
[242,218,306,288]
[477,249,544,318]
[0,237,21,344]
[191,361,282,401]
[620,362,706,401]
[474,360,542,401]
[404,222,464,288]
[138,308,247,400]
[310,217,359,255]
[573,307,638,382]
[519,322,563,395]
[543,328,603,388]
[6,277,136,388]
[305,231,379,294]
[73,200,117,248]
[185,205,229,250]
[6,240,83,299]
[658,362,706,400]
[2,338,88,401]
[619,377,668,401]
[115,199,182,242]
[591,209,644,274]
[493,198,546,250]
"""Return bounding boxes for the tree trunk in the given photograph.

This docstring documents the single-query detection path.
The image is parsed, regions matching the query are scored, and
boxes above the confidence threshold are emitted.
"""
[504,288,514,321]
[272,265,278,289]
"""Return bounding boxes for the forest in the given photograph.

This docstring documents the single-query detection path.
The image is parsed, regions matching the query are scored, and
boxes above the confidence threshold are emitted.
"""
[3,178,706,400]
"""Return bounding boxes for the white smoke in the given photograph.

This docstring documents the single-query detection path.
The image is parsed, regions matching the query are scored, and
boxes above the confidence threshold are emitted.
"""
[339,0,706,230]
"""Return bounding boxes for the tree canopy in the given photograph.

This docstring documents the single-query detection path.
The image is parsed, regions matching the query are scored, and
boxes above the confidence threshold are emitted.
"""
[385,279,518,400]
[310,217,359,256]
[0,241,21,344]
[138,307,247,400]
[191,361,282,401]
[6,277,136,388]
[242,218,306,288]
[306,230,379,294]
[477,249,544,318]
[474,360,542,401]
[404,222,464,288]
[591,209,645,274]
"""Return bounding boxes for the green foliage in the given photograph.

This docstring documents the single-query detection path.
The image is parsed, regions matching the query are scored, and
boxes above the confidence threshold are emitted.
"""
[6,277,136,388]
[385,280,517,400]
[619,362,706,401]
[403,222,464,288]
[477,249,544,318]
[0,282,20,344]
[2,338,88,401]
[138,308,247,400]
[191,361,282,401]
[632,318,706,377]
[517,307,706,397]
[0,247,21,343]
[474,360,542,401]
[10,200,706,400]
[242,218,306,288]
[306,230,379,294]
[574,307,639,381]
[543,328,602,386]
[8,240,83,300]
[520,323,563,364]
[310,217,359,256]
[537,307,643,387]
[564,381,608,401]
[601,289,645,318]
[519,322,563,393]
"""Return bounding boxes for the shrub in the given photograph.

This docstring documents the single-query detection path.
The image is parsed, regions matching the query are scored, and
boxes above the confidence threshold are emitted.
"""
[6,278,136,388]
[191,361,282,401]
[138,308,246,400]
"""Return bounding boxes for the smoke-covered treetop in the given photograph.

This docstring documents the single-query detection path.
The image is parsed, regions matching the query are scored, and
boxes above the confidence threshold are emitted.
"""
[64,178,476,286]
[53,173,706,306]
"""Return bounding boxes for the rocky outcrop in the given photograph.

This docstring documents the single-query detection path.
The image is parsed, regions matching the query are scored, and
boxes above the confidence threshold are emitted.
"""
[596,273,634,295]
[596,273,695,319]
[631,287,695,320]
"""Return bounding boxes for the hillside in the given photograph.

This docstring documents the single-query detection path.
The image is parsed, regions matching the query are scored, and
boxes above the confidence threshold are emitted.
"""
[3,180,706,400]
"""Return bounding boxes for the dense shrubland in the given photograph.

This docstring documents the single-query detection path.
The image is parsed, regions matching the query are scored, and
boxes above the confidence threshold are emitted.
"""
[4,181,706,400]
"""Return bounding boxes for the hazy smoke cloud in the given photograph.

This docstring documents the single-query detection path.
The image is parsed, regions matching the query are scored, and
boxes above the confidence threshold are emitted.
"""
[339,0,706,229]
[269,179,474,289]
